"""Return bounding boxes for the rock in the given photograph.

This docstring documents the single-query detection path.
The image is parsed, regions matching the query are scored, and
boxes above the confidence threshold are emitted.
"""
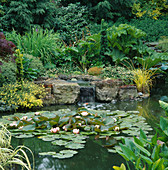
[118,85,138,101]
[52,80,80,104]
[34,79,80,105]
[95,80,124,102]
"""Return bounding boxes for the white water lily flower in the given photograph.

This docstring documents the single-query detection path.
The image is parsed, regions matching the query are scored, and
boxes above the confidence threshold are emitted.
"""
[95,125,100,129]
[114,126,119,131]
[76,116,81,119]
[63,126,67,131]
[19,126,24,130]
[9,121,17,127]
[81,111,89,116]
[21,116,28,120]
[113,118,117,122]
[78,123,82,126]
[73,129,80,134]
[35,112,41,116]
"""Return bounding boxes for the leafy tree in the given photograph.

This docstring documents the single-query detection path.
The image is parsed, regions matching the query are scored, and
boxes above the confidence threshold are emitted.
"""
[0,0,55,33]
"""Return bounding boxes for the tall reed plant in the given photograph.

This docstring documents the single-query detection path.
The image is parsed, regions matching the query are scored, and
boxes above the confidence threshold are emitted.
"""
[6,28,62,65]
[0,124,34,170]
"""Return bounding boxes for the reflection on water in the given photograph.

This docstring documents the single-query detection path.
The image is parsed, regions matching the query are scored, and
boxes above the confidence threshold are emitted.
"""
[10,83,168,170]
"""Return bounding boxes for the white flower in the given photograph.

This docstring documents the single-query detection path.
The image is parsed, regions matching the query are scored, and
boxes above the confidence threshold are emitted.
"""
[73,129,80,134]
[63,126,68,131]
[21,116,28,120]
[113,118,117,122]
[81,111,89,116]
[95,125,100,129]
[9,121,17,127]
[19,126,24,130]
[114,126,119,131]
[35,112,41,116]
[76,116,81,119]
[78,123,82,126]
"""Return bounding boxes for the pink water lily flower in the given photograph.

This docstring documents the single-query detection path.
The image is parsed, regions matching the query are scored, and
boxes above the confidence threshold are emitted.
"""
[50,127,60,133]
[27,118,32,121]
[73,129,80,134]
[81,111,89,116]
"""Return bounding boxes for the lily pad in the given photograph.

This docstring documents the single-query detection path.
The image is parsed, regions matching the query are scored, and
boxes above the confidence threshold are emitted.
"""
[15,134,34,138]
[52,149,78,159]
[65,142,85,149]
[39,152,56,156]
[52,140,69,146]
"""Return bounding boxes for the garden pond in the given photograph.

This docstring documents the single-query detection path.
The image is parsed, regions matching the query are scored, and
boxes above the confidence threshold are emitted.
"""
[1,82,168,170]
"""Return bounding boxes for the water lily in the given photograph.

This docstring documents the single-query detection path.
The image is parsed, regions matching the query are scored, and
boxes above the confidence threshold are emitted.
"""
[50,127,60,133]
[18,126,24,130]
[35,112,40,116]
[21,116,28,120]
[27,118,32,121]
[157,140,164,146]
[76,116,81,119]
[73,129,80,134]
[114,126,119,131]
[63,126,68,131]
[9,121,18,127]
[95,125,100,129]
[81,111,89,116]
[113,118,117,122]
[78,123,82,127]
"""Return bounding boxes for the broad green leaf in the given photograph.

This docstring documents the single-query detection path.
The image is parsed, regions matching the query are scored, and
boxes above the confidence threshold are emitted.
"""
[119,143,136,161]
[160,117,168,136]
[133,142,151,157]
[140,154,153,165]
[151,145,161,162]
[140,129,147,141]
[22,124,36,131]
[152,158,165,170]
[133,136,144,147]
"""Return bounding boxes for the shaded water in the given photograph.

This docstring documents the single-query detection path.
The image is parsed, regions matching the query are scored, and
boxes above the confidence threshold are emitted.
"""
[9,82,168,169]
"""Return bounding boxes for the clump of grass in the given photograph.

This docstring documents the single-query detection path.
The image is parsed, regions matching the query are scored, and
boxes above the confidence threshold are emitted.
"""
[125,60,158,94]
[0,124,34,170]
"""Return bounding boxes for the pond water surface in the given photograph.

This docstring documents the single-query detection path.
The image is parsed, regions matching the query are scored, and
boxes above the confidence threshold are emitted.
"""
[10,82,168,170]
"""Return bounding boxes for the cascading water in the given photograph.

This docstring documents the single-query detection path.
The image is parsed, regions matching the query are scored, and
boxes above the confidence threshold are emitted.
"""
[79,86,95,103]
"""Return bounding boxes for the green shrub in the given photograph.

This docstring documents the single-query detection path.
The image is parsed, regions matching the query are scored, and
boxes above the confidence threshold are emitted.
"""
[23,54,45,73]
[1,0,55,33]
[5,28,61,65]
[129,17,168,42]
[0,59,17,87]
[55,2,90,43]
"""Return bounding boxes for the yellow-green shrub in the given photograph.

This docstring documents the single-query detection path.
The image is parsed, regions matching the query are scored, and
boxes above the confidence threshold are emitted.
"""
[0,81,46,110]
[88,67,103,75]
